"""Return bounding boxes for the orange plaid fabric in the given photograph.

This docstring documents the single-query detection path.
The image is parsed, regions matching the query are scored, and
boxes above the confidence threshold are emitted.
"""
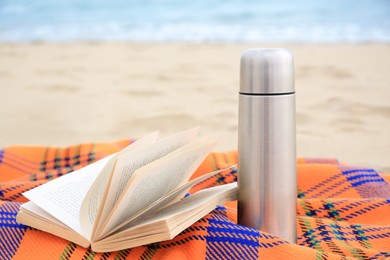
[1,140,389,259]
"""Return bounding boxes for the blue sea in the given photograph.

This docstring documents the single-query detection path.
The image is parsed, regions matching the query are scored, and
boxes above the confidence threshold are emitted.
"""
[0,0,389,42]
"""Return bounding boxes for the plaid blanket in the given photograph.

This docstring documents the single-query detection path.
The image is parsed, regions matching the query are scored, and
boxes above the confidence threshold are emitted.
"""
[1,140,389,260]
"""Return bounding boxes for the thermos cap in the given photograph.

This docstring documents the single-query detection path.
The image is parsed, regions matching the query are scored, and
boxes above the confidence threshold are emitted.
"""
[240,48,294,94]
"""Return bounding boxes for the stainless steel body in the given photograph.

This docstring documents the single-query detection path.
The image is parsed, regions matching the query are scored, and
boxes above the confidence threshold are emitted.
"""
[238,49,297,243]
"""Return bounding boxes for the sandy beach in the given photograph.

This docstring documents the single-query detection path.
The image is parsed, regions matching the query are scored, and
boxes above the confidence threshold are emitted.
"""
[0,43,389,172]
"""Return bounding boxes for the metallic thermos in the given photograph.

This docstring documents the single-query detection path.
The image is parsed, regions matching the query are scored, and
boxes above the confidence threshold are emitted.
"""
[238,48,297,243]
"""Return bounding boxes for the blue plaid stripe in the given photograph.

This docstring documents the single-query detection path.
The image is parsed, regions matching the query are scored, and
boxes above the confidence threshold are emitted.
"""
[340,167,390,198]
[205,209,264,260]
[0,202,27,260]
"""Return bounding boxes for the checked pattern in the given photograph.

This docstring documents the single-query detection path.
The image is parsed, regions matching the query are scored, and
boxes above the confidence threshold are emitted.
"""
[0,140,389,259]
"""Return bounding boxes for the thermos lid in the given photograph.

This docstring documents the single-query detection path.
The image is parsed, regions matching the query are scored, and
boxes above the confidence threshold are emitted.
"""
[240,48,294,94]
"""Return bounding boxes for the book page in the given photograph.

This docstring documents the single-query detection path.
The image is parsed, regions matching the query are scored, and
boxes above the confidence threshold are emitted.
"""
[95,139,215,240]
[93,183,237,251]
[20,201,67,227]
[23,154,114,238]
[89,128,199,239]
[17,204,91,248]
[111,165,237,235]
[113,128,199,204]
[79,131,159,238]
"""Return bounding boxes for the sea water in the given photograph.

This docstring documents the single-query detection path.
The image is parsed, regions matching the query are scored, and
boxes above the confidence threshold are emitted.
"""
[0,0,389,42]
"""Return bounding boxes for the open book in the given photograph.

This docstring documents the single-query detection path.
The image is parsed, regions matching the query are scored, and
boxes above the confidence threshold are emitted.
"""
[16,128,237,252]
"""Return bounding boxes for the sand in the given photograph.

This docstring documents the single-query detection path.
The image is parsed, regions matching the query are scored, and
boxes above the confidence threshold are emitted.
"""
[0,43,389,172]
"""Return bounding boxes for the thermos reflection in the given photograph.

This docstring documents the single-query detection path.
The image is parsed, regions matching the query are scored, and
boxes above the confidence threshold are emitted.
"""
[238,48,297,243]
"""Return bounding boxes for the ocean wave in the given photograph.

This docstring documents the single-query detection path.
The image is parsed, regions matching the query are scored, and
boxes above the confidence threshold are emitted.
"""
[1,23,389,43]
[0,0,389,42]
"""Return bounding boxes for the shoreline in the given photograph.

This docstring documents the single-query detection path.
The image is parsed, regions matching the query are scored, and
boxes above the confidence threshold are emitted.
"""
[1,41,388,46]
[0,42,389,172]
